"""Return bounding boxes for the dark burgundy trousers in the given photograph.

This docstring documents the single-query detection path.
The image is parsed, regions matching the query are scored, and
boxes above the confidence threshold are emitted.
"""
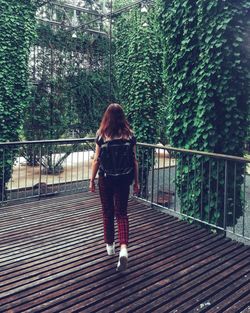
[98,176,130,246]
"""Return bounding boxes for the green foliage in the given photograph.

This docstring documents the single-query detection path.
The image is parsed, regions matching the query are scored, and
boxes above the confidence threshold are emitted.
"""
[0,0,37,200]
[24,22,111,140]
[68,69,111,136]
[158,0,250,226]
[113,3,165,144]
[113,2,165,197]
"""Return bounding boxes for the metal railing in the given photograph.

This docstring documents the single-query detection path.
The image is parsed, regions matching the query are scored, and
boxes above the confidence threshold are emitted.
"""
[0,138,95,204]
[136,143,250,243]
[1,138,249,243]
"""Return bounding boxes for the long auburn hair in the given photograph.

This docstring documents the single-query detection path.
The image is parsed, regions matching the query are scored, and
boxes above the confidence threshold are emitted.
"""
[98,103,132,139]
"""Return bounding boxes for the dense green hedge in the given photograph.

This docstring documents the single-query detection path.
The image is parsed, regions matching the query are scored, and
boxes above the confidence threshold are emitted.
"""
[158,0,250,226]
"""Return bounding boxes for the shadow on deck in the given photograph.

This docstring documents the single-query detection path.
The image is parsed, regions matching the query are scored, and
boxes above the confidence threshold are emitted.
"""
[0,192,249,313]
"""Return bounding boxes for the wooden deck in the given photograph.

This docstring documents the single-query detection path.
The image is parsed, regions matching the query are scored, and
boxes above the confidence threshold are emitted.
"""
[0,192,249,313]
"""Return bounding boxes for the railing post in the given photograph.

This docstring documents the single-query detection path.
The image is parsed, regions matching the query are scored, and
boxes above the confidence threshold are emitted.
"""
[2,147,5,204]
[223,160,228,230]
[151,148,155,206]
[38,144,42,199]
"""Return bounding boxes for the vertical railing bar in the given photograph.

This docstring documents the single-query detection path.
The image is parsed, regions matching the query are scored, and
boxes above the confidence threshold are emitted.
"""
[25,145,28,199]
[32,144,35,197]
[10,147,13,201]
[242,162,246,237]
[157,147,160,204]
[65,144,67,192]
[147,148,150,201]
[223,160,228,230]
[174,151,177,212]
[180,154,183,211]
[87,144,90,189]
[151,148,155,205]
[45,144,49,196]
[200,158,204,220]
[145,149,148,200]
[168,151,171,209]
[163,148,166,206]
[58,144,61,193]
[187,155,190,205]
[2,148,5,203]
[141,147,144,199]
[69,145,73,192]
[52,144,55,193]
[6,146,14,202]
[82,143,84,190]
[215,159,219,226]
[142,147,144,198]
[233,162,237,233]
[193,155,197,211]
[76,143,79,190]
[38,144,42,199]
[208,158,211,223]
[71,146,73,192]
[17,147,21,199]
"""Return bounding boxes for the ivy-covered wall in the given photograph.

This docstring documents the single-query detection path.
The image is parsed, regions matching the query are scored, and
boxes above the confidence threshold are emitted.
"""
[113,3,165,144]
[158,0,250,225]
[0,1,37,199]
[25,23,111,141]
[113,2,166,197]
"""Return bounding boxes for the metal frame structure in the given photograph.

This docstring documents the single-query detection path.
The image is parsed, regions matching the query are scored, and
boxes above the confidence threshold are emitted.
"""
[37,0,153,35]
[35,0,154,101]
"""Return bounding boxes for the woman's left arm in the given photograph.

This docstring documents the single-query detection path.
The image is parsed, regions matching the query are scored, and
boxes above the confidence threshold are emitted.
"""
[89,144,101,192]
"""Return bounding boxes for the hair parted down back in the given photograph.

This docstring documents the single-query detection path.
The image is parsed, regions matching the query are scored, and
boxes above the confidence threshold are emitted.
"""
[98,103,133,139]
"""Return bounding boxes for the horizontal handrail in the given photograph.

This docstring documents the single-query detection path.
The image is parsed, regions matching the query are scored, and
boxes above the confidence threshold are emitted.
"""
[0,138,95,146]
[138,142,250,163]
[1,138,249,163]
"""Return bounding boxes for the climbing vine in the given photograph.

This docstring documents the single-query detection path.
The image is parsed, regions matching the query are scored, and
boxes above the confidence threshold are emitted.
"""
[113,2,165,197]
[0,1,37,200]
[113,3,165,144]
[25,22,110,141]
[158,0,250,226]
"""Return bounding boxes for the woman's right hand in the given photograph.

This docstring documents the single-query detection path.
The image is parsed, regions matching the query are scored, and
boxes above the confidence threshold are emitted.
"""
[89,180,96,192]
[133,183,139,195]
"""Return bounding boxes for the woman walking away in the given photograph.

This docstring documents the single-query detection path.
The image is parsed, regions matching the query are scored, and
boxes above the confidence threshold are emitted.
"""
[89,103,139,272]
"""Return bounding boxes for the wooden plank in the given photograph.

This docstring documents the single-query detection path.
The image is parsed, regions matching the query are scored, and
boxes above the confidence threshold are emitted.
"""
[222,293,250,313]
[0,208,174,265]
[0,225,208,310]
[0,213,176,278]
[99,244,247,313]
[21,234,224,312]
[0,203,155,250]
[66,243,246,313]
[0,219,202,299]
[162,260,249,313]
[204,282,250,313]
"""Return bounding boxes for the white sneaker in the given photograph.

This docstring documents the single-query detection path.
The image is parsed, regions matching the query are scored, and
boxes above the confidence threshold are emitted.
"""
[106,243,115,256]
[116,248,128,272]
